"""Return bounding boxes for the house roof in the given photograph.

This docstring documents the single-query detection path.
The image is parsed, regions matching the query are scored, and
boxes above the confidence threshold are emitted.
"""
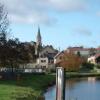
[94,53,100,58]
[96,48,100,51]
[89,53,100,59]
[67,47,90,52]
[40,45,58,54]
[39,45,58,59]
[54,51,64,59]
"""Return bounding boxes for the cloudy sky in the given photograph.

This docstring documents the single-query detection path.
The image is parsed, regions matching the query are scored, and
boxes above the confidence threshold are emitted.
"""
[1,0,100,50]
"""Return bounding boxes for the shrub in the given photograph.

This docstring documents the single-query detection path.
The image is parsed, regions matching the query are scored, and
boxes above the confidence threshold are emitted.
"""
[96,64,100,69]
[81,62,94,70]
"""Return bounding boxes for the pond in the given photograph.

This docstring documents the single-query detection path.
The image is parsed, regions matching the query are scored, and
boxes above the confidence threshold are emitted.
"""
[45,77,100,100]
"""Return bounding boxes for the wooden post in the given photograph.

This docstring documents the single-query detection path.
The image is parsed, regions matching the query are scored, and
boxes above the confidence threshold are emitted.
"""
[56,67,65,100]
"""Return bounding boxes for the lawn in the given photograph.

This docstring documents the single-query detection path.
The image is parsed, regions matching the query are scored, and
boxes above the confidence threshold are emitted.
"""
[1,72,100,100]
[0,74,55,100]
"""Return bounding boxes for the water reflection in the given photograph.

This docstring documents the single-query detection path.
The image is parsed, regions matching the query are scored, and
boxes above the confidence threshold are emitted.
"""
[45,77,100,100]
[88,77,96,83]
[66,78,82,90]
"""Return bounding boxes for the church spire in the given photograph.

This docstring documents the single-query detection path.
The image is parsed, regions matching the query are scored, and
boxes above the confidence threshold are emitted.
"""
[38,26,40,36]
[35,26,42,56]
[36,26,42,46]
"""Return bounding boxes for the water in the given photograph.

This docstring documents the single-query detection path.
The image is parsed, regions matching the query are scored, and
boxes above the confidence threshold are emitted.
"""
[45,77,100,100]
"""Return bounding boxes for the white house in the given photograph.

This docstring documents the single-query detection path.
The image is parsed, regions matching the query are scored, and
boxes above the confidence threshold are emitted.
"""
[54,51,64,64]
[88,53,100,64]
[37,57,48,69]
[36,45,58,70]
[88,56,96,64]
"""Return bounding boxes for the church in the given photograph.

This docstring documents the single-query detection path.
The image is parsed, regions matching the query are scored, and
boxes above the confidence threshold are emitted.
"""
[19,27,58,72]
[35,27,42,56]
[35,27,58,71]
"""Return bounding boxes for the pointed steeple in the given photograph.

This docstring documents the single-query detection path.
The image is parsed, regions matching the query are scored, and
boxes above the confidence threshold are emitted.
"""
[38,26,40,36]
[36,26,42,46]
[35,26,42,56]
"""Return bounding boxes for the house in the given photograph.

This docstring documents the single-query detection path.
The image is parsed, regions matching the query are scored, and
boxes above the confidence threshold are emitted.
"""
[18,27,58,72]
[67,46,90,57]
[36,57,48,69]
[54,51,64,65]
[36,45,58,70]
[32,27,58,71]
[96,48,100,53]
[88,53,100,64]
[40,45,58,56]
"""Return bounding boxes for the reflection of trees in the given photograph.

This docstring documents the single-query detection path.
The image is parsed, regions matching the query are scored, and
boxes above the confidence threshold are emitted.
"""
[66,79,77,90]
[88,77,96,83]
[66,78,85,90]
[66,77,97,90]
[96,77,100,80]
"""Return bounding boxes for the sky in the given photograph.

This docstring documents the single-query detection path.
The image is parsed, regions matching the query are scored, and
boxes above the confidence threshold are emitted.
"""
[1,0,100,50]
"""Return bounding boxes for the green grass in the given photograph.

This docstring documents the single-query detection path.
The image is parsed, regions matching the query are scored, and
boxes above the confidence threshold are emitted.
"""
[1,72,100,100]
[0,80,16,100]
[0,74,55,100]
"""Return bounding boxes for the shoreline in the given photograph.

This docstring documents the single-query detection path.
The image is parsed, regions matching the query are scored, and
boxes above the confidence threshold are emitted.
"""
[0,72,100,100]
[65,72,100,78]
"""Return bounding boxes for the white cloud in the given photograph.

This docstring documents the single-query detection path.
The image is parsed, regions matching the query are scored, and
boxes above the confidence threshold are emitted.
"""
[1,0,56,25]
[0,0,88,25]
[47,0,87,12]
[74,27,92,36]
[96,11,100,16]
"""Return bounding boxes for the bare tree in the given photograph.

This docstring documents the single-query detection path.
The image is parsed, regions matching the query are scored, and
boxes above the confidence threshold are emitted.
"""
[0,2,9,67]
[0,2,9,43]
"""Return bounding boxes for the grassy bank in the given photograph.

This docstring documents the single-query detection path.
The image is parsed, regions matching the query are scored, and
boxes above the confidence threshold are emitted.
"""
[0,74,55,100]
[0,72,100,100]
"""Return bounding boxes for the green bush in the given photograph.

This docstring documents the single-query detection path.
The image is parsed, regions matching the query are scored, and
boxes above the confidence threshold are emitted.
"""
[81,62,94,70]
[96,64,100,69]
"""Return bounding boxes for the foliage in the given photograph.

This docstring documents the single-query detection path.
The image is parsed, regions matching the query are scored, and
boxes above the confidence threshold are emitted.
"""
[77,51,81,57]
[0,38,36,71]
[0,2,39,72]
[0,74,55,100]
[81,62,94,70]
[57,52,83,71]
[0,2,36,69]
[89,48,96,56]
[0,3,9,35]
[95,64,100,69]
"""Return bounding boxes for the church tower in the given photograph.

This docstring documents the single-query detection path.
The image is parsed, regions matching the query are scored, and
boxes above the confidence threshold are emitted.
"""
[36,27,42,46]
[35,27,42,56]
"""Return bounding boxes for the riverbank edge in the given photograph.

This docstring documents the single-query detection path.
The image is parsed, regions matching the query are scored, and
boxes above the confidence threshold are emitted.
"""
[21,74,56,100]
[1,73,100,100]
[0,73,56,100]
[65,72,100,78]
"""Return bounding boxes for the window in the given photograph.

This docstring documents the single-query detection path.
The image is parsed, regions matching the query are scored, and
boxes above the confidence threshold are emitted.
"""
[43,66,46,68]
[49,60,54,63]
[41,60,46,63]
[41,66,46,69]
[59,56,62,59]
